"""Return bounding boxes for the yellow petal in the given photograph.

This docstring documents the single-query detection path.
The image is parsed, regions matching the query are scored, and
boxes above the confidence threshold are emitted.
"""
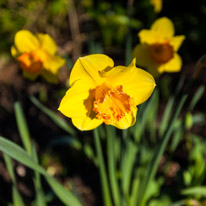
[170,35,185,51]
[150,0,162,13]
[111,106,137,129]
[133,43,164,77]
[69,54,114,86]
[37,33,57,55]
[158,53,182,73]
[138,30,159,44]
[72,116,103,131]
[151,17,174,38]
[43,54,65,74]
[11,45,19,58]
[103,58,156,106]
[58,79,95,118]
[14,30,40,53]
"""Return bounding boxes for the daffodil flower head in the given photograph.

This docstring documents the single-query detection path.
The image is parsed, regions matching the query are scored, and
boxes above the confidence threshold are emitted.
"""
[58,54,156,131]
[11,30,65,83]
[133,17,185,77]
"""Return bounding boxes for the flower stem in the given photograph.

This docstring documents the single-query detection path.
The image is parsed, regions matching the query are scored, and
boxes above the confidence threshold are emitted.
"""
[106,126,120,206]
[94,128,112,206]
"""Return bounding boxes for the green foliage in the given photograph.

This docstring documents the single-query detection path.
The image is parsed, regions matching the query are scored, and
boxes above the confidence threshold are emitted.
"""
[84,1,142,47]
[0,1,206,206]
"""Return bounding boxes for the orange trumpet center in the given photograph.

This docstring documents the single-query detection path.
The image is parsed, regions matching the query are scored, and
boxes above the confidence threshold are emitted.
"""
[93,84,135,124]
[17,50,46,74]
[150,43,174,64]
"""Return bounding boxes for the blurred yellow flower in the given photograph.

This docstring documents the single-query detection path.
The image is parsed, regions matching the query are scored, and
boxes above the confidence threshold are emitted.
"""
[58,54,156,131]
[11,30,65,83]
[133,17,185,77]
[150,0,162,13]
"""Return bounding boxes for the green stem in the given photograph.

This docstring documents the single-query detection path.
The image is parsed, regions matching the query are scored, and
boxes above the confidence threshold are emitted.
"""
[106,126,120,206]
[94,128,112,206]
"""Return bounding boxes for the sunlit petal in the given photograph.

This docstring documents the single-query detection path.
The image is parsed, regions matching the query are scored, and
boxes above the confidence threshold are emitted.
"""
[138,30,159,44]
[170,35,185,51]
[58,80,95,118]
[69,54,114,86]
[72,116,103,131]
[151,17,174,38]
[158,53,182,73]
[11,46,19,58]
[43,54,65,74]
[14,30,40,53]
[37,33,57,55]
[103,59,156,105]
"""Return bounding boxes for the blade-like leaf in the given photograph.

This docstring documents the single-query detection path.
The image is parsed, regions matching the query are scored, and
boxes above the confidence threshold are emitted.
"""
[181,186,206,197]
[12,185,25,206]
[14,102,32,155]
[30,96,76,136]
[0,136,82,206]
[3,153,16,184]
[188,85,205,111]
[32,143,47,206]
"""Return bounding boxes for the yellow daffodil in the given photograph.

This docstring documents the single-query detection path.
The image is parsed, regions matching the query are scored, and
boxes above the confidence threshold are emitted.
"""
[11,30,65,82]
[150,0,162,13]
[133,17,185,77]
[58,54,156,131]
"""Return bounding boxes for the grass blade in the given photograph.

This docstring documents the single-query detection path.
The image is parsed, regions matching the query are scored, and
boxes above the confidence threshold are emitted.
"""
[137,90,189,206]
[0,136,82,206]
[30,96,76,136]
[106,126,120,206]
[4,154,25,206]
[181,186,206,197]
[32,143,47,206]
[14,102,32,155]
[188,84,205,111]
[121,140,137,197]
[94,128,112,206]
[12,186,24,206]
[3,153,16,184]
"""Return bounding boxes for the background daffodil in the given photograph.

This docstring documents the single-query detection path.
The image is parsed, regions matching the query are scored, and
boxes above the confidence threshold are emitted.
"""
[133,17,185,77]
[58,54,156,131]
[150,0,162,13]
[11,30,65,83]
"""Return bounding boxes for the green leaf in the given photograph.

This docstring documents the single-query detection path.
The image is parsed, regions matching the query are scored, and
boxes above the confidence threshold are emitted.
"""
[94,128,112,206]
[30,96,76,136]
[181,186,206,197]
[137,88,189,206]
[14,102,32,155]
[121,140,137,197]
[188,84,205,111]
[0,136,82,206]
[12,185,25,206]
[4,154,25,206]
[106,126,120,206]
[159,76,185,136]
[3,153,16,184]
[31,143,47,206]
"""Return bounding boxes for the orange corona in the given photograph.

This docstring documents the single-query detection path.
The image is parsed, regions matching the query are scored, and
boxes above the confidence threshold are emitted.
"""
[17,50,46,74]
[93,84,135,124]
[150,43,174,64]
